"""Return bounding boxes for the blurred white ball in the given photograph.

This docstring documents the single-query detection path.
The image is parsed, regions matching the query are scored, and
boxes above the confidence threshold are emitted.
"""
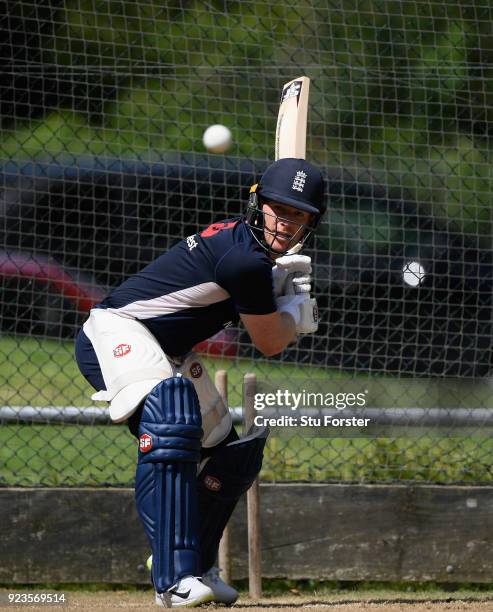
[402,261,426,287]
[203,124,232,153]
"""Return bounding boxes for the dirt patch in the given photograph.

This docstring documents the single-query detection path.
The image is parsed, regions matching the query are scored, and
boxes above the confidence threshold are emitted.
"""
[3,592,493,611]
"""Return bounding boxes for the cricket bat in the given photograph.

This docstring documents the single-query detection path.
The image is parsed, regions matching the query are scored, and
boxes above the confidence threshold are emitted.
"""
[275,76,310,160]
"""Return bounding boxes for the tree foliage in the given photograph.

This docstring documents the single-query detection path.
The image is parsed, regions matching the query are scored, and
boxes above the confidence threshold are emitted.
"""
[1,1,492,236]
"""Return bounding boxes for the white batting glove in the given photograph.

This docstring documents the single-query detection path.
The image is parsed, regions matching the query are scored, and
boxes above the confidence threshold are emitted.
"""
[276,293,319,334]
[272,255,312,297]
[292,275,311,294]
[275,254,312,275]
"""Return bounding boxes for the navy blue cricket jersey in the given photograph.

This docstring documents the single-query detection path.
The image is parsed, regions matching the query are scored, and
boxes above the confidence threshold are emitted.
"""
[96,218,276,356]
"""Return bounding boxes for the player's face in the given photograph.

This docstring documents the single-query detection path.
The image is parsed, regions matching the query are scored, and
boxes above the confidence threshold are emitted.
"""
[262,201,313,254]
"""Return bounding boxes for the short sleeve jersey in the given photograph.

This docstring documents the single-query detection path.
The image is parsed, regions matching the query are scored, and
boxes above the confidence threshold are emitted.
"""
[97,218,276,356]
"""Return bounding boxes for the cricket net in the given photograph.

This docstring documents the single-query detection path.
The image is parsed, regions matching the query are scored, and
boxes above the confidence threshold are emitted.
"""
[1,1,493,486]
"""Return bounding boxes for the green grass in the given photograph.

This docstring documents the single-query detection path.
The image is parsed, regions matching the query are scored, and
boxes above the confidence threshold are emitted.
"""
[0,336,328,408]
[2,336,493,409]
[2,425,493,487]
[0,424,136,487]
[1,336,493,486]
[263,435,493,484]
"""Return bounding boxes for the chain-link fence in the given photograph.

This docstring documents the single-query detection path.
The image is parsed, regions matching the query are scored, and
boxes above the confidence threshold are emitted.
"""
[1,1,493,487]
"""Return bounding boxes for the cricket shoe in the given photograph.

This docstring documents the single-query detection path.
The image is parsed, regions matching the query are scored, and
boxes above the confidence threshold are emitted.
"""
[202,567,239,605]
[155,576,214,608]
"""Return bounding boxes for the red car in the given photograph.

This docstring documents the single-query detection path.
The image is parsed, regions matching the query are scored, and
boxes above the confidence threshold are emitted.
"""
[0,250,238,356]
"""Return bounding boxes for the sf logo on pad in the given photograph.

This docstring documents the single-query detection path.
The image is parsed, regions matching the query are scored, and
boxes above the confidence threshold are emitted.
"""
[139,434,153,452]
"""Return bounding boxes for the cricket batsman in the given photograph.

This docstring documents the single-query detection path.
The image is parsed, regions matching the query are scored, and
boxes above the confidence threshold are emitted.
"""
[75,157,326,607]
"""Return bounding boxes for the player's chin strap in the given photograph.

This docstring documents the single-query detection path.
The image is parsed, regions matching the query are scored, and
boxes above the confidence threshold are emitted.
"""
[284,240,303,255]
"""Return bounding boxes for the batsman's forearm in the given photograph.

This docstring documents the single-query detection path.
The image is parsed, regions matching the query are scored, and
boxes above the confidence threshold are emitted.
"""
[278,311,298,348]
[256,313,296,356]
[240,310,298,357]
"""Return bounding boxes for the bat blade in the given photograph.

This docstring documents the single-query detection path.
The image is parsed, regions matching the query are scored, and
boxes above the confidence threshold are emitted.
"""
[275,76,310,161]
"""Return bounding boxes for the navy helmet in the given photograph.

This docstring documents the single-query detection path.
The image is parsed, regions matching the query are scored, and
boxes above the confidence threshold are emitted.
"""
[245,158,326,254]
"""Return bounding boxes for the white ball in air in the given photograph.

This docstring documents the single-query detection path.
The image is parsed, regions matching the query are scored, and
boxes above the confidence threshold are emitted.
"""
[203,124,232,153]
[402,261,426,287]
